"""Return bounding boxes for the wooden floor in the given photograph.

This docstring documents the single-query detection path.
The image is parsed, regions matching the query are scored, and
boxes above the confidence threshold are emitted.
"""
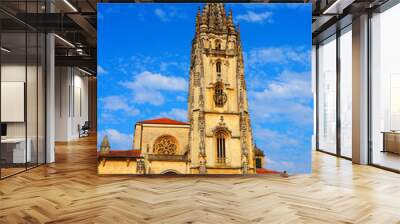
[1,135,400,223]
[1,167,26,178]
[373,150,400,171]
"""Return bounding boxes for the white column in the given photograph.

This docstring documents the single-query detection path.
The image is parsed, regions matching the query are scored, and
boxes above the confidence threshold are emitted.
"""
[312,45,317,151]
[46,32,55,163]
[45,0,56,163]
[352,14,369,164]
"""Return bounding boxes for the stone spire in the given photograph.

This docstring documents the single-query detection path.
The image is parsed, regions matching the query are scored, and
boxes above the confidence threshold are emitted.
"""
[189,3,256,174]
[200,3,230,33]
[236,23,243,63]
[195,6,201,34]
[100,135,111,155]
[227,9,235,33]
[201,4,209,24]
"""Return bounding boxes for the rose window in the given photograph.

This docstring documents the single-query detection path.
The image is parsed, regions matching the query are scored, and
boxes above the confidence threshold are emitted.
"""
[154,136,177,155]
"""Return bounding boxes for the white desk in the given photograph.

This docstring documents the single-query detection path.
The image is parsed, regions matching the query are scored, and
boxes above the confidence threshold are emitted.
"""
[1,138,31,163]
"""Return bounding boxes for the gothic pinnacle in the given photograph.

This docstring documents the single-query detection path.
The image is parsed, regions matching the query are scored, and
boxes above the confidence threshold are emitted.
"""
[196,6,201,20]
[227,8,235,32]
[201,5,208,26]
[195,6,201,33]
[200,3,232,33]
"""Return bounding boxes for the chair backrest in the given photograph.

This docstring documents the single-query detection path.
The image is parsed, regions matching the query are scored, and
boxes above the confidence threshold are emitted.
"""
[82,121,90,129]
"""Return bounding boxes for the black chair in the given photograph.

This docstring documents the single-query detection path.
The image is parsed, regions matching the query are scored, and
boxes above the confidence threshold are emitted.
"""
[78,121,90,138]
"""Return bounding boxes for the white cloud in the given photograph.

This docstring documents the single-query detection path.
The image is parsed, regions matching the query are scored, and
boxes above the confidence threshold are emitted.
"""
[101,95,139,116]
[133,89,165,106]
[248,70,313,126]
[159,108,188,121]
[176,95,186,102]
[154,7,183,22]
[238,3,308,10]
[255,128,299,150]
[280,161,295,168]
[285,4,309,9]
[154,8,167,21]
[121,71,187,106]
[123,71,187,92]
[97,65,108,75]
[98,129,133,150]
[107,54,189,79]
[159,61,187,72]
[105,6,120,14]
[238,3,272,9]
[251,70,311,100]
[264,153,295,172]
[247,47,310,66]
[236,11,273,24]
[100,112,119,124]
[98,13,104,20]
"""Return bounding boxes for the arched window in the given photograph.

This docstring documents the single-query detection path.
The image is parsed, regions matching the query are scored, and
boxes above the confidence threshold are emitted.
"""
[216,131,226,163]
[216,61,221,73]
[213,82,226,107]
[256,158,262,168]
[153,135,177,155]
[161,170,180,175]
[215,40,221,50]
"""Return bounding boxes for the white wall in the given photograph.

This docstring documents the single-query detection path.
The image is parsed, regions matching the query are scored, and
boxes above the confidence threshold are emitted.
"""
[55,67,69,141]
[55,67,89,141]
[1,65,35,138]
[1,63,47,164]
[1,65,26,131]
[72,73,89,138]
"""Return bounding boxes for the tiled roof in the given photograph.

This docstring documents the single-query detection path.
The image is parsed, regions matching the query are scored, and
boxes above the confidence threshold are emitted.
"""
[256,168,280,174]
[137,117,190,125]
[98,150,142,158]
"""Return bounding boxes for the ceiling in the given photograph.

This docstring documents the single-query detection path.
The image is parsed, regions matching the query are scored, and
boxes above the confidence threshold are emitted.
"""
[1,0,97,73]
[311,0,391,43]
[1,0,396,74]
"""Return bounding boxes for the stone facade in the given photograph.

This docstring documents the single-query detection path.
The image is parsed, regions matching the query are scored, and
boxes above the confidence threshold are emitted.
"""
[134,121,190,174]
[133,123,190,156]
[188,3,255,174]
[98,160,138,174]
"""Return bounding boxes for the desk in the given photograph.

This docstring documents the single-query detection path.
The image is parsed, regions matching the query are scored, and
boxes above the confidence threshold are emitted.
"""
[382,131,400,154]
[1,138,31,163]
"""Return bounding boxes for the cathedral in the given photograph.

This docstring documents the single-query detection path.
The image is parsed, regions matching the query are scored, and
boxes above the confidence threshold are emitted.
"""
[98,3,267,175]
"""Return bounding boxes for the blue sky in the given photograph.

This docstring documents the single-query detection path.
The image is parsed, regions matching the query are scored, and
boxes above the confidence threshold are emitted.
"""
[98,3,312,173]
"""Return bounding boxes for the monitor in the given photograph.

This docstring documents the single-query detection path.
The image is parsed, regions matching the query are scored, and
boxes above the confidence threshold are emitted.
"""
[1,123,7,137]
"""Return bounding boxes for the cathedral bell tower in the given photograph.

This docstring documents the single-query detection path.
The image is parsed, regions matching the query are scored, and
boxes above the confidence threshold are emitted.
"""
[188,3,255,174]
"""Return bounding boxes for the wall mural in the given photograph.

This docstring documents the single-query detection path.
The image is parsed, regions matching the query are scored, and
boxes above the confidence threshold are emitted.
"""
[97,3,312,175]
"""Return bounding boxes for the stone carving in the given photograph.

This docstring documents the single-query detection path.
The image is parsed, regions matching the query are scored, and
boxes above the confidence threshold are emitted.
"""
[136,158,145,174]
[241,155,249,174]
[199,111,206,156]
[189,3,254,174]
[212,116,232,136]
[154,136,177,155]
[100,135,111,155]
[213,83,227,107]
[194,72,200,86]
